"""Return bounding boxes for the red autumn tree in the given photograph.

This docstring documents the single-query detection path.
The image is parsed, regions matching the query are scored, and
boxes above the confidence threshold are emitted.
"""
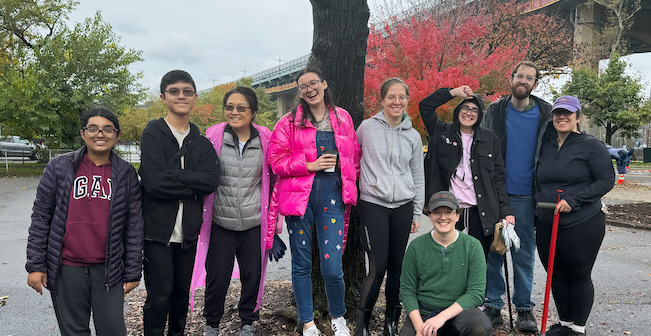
[478,0,573,74]
[365,13,525,138]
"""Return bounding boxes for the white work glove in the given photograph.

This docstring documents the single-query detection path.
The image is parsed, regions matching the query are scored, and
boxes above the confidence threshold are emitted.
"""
[501,219,521,252]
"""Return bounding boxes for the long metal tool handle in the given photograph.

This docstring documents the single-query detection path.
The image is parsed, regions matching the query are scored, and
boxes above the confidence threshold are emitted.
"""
[540,191,562,335]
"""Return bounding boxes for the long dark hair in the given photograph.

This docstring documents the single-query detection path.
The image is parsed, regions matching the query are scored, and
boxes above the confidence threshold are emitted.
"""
[290,67,338,126]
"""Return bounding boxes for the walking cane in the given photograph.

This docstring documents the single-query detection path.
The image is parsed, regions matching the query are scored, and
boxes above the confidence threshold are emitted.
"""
[503,253,514,330]
[537,190,563,335]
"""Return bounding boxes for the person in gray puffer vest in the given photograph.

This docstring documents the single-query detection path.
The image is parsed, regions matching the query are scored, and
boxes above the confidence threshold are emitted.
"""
[190,86,285,336]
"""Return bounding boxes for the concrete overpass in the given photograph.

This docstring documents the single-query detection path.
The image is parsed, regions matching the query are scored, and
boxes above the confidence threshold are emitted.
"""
[251,54,310,116]
[520,0,651,56]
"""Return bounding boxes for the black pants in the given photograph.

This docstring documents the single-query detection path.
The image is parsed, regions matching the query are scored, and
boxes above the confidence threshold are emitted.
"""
[204,224,261,328]
[51,264,126,336]
[399,308,493,336]
[143,240,197,336]
[358,200,412,309]
[536,211,605,326]
[456,207,492,260]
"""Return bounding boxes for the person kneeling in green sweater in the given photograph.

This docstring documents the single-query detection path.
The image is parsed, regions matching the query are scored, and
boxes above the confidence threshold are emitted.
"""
[399,191,493,336]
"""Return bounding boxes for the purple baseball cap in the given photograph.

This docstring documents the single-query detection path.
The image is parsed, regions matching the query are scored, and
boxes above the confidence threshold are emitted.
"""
[552,95,581,113]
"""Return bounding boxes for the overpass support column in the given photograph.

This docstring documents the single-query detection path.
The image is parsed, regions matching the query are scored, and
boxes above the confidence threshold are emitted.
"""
[276,92,294,118]
[574,1,606,70]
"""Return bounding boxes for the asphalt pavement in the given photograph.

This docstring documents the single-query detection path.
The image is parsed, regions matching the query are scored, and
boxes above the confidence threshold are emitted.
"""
[1,177,650,335]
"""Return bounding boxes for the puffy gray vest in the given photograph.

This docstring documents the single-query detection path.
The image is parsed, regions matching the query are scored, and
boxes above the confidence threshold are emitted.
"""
[212,132,263,231]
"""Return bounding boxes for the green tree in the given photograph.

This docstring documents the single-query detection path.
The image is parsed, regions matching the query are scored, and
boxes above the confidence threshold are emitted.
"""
[0,6,144,148]
[562,53,651,144]
[119,92,167,145]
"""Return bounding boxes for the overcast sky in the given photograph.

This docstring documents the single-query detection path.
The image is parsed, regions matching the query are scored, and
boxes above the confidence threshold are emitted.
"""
[67,0,650,98]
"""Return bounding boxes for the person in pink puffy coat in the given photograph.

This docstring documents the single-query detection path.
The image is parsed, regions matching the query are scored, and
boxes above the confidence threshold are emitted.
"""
[267,67,360,336]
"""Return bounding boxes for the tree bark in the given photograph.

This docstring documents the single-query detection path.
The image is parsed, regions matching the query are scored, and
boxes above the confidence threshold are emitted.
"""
[307,0,370,319]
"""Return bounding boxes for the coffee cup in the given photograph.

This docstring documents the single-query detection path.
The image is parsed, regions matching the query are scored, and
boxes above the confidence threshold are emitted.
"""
[322,149,338,173]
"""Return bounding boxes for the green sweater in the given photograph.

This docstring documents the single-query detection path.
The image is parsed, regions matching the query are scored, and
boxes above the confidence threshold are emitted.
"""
[399,231,486,315]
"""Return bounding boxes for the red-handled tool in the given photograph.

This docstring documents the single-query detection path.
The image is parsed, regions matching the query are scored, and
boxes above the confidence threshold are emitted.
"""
[536,190,563,335]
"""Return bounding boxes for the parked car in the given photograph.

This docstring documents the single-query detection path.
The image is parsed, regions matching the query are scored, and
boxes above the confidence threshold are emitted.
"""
[0,136,36,159]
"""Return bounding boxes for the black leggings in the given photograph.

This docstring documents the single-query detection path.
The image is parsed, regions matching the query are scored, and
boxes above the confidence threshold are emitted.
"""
[358,200,413,309]
[456,206,492,260]
[536,211,605,326]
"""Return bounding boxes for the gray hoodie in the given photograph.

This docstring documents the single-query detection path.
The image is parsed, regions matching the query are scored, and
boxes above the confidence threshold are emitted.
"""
[357,111,425,222]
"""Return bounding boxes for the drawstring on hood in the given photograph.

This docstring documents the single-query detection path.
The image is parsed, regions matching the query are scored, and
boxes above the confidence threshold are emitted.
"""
[374,111,413,170]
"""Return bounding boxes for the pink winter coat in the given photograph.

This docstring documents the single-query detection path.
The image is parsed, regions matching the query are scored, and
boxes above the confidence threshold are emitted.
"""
[189,122,277,311]
[267,105,360,250]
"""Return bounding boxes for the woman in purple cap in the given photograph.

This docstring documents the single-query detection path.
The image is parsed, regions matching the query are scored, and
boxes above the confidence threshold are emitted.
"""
[534,95,614,336]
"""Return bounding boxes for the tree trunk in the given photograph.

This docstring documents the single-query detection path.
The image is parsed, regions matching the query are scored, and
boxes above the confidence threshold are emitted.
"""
[307,0,370,319]
[606,123,614,145]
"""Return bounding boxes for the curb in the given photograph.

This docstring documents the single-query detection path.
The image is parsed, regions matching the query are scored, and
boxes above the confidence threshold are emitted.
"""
[606,219,651,231]
[629,169,651,173]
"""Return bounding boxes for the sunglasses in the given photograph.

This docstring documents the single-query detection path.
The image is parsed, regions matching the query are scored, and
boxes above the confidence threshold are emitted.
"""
[225,105,251,112]
[165,88,196,97]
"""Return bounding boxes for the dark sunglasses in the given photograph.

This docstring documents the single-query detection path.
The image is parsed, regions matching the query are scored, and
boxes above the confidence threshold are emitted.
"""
[225,105,250,112]
[552,109,576,117]
[165,88,196,97]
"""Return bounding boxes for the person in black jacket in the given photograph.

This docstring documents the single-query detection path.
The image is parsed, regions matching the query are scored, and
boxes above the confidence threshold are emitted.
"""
[139,70,220,336]
[26,108,143,336]
[535,96,614,336]
[420,86,513,259]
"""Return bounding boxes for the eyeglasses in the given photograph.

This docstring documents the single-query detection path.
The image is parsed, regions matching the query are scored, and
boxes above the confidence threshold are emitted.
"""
[553,110,575,117]
[298,79,323,92]
[514,73,536,83]
[165,88,196,97]
[385,95,408,102]
[84,127,118,137]
[225,105,251,112]
[430,209,456,218]
[460,106,480,114]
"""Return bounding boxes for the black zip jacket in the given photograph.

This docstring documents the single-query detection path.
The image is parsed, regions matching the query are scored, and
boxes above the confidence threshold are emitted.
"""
[420,88,513,236]
[138,118,219,247]
[535,127,614,228]
[26,147,144,293]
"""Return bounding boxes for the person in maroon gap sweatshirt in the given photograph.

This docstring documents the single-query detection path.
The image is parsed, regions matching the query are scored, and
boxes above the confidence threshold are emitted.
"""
[26,108,144,336]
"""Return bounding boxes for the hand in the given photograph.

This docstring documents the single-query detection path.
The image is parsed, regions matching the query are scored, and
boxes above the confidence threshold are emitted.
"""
[450,85,473,99]
[410,221,420,233]
[269,234,287,262]
[554,199,572,215]
[420,315,446,335]
[307,154,337,172]
[123,281,140,294]
[503,215,515,227]
[27,272,47,295]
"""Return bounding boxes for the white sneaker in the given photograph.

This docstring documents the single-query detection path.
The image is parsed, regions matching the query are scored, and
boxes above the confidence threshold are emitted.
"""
[331,316,351,336]
[303,325,322,336]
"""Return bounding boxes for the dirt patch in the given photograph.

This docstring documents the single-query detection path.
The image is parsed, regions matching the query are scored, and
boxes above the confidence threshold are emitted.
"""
[606,202,651,229]
[125,281,551,336]
[604,180,651,230]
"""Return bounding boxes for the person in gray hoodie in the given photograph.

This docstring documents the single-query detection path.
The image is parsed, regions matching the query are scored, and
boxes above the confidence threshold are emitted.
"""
[355,78,424,336]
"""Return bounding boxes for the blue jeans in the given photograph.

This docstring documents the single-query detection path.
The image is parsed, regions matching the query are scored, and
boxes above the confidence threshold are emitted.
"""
[287,174,346,323]
[485,194,536,311]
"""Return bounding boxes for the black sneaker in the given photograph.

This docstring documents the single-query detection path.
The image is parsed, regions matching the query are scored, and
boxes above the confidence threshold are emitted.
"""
[546,323,573,335]
[483,307,503,327]
[516,310,538,333]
